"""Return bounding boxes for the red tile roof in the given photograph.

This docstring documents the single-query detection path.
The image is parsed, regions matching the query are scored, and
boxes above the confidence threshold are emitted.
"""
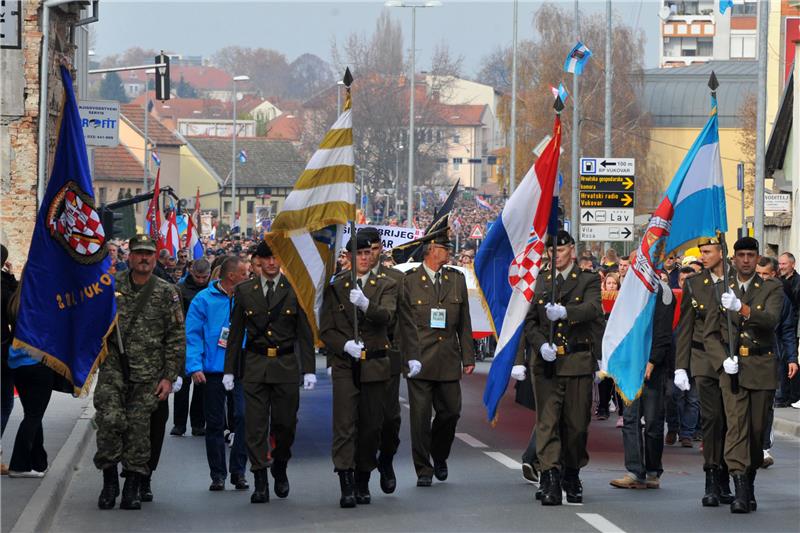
[430,104,486,127]
[93,144,144,180]
[265,114,302,142]
[130,93,231,120]
[172,66,234,91]
[121,104,184,146]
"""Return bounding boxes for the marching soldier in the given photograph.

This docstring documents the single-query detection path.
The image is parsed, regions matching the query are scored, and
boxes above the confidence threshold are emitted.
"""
[704,237,782,513]
[516,230,601,506]
[320,233,397,508]
[95,234,185,510]
[401,231,475,488]
[357,226,404,494]
[674,237,734,506]
[224,241,316,503]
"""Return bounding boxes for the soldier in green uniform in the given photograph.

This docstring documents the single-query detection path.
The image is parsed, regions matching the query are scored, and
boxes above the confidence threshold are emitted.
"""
[320,233,397,508]
[95,234,185,510]
[224,241,315,504]
[357,226,403,494]
[674,237,734,506]
[517,230,601,506]
[400,231,475,488]
[704,237,782,514]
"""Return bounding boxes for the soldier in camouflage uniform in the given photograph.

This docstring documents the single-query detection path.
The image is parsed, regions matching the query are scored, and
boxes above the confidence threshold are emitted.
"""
[94,235,185,510]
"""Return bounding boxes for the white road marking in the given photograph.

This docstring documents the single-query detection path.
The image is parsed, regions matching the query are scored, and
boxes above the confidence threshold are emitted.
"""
[483,451,522,470]
[577,513,626,533]
[455,433,489,448]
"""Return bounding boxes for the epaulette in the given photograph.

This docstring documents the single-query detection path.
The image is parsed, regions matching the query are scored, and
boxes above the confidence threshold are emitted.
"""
[442,265,464,276]
[405,267,419,276]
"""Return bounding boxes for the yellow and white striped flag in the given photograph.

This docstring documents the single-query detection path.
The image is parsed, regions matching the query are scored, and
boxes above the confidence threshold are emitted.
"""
[266,72,355,341]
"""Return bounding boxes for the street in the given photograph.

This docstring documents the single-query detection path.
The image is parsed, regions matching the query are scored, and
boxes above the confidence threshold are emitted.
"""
[47,362,800,533]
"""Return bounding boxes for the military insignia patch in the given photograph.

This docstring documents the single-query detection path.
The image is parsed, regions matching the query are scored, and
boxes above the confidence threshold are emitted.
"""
[46,181,107,264]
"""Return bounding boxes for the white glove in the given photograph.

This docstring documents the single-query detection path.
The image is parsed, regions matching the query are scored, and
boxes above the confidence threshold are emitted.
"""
[344,340,364,359]
[303,373,317,390]
[674,368,690,391]
[172,376,183,394]
[222,373,235,391]
[408,359,422,378]
[349,287,370,312]
[545,303,567,322]
[540,343,557,362]
[510,365,527,381]
[723,356,739,375]
[721,290,742,312]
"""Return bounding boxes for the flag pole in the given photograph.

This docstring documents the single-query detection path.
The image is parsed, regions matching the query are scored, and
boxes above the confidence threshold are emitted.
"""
[546,95,565,380]
[709,71,739,395]
[342,67,360,349]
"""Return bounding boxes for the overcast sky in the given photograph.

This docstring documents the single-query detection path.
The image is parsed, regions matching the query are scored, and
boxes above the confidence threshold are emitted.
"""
[94,1,661,76]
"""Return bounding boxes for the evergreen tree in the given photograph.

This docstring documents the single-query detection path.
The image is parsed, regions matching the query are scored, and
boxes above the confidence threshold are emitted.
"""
[98,71,129,103]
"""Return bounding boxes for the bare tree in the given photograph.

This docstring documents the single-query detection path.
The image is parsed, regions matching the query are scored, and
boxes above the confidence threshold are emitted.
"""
[289,54,335,101]
[737,92,756,208]
[213,46,292,98]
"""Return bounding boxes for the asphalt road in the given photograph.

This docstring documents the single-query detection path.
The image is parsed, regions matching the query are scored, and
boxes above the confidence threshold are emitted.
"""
[49,362,800,533]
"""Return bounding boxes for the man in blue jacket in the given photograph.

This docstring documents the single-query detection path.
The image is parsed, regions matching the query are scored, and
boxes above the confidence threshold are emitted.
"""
[185,256,250,491]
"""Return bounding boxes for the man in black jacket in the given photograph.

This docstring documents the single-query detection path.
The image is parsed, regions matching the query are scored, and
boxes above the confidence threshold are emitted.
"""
[610,281,675,489]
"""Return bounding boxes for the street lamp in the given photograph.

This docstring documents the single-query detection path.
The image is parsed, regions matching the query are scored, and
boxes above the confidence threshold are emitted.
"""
[231,74,250,232]
[386,0,441,226]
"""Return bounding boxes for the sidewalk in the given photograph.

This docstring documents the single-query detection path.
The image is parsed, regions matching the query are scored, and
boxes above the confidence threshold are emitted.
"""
[1,393,92,533]
[773,405,800,438]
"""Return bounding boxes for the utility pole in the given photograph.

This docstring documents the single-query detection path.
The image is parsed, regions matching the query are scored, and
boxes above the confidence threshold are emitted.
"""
[571,0,581,240]
[753,0,769,246]
[604,0,612,159]
[408,6,417,226]
[510,0,519,194]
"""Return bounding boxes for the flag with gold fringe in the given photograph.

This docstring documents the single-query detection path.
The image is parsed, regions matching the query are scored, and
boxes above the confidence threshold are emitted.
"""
[266,68,356,341]
[12,66,116,395]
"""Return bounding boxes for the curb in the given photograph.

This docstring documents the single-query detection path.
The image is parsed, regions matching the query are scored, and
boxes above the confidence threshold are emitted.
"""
[773,414,800,439]
[10,399,96,533]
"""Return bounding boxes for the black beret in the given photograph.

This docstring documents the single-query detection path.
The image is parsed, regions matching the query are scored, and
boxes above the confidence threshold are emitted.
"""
[357,226,381,243]
[733,236,759,252]
[345,233,373,252]
[430,232,454,249]
[547,230,574,247]
[255,240,273,258]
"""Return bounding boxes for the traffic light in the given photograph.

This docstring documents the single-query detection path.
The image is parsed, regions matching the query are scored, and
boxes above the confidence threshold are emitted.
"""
[100,207,124,240]
[155,52,170,101]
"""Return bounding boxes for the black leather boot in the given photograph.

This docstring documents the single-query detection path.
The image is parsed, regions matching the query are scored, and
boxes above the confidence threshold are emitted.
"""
[97,465,120,510]
[139,474,153,502]
[719,464,734,504]
[701,466,720,507]
[378,454,397,494]
[271,460,290,498]
[338,470,356,508]
[747,470,757,511]
[730,474,750,514]
[541,468,562,506]
[119,472,142,510]
[355,471,371,504]
[561,468,583,504]
[251,469,269,503]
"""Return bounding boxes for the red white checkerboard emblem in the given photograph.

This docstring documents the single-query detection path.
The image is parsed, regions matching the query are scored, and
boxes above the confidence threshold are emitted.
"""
[46,181,107,264]
[508,231,545,303]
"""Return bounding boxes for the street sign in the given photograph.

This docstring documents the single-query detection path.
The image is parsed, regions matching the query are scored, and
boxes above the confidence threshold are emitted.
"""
[78,100,120,147]
[580,224,634,242]
[579,157,635,176]
[579,191,634,208]
[580,208,634,225]
[469,224,484,239]
[764,193,791,213]
[579,175,635,191]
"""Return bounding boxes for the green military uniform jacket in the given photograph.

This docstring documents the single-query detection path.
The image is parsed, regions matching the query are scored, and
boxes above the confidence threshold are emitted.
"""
[320,270,397,383]
[704,274,782,390]
[224,275,314,384]
[676,269,725,379]
[520,264,602,377]
[400,265,475,381]
[107,272,185,384]
[376,264,405,376]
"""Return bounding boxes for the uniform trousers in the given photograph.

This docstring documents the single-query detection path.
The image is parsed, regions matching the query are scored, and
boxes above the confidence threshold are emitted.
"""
[244,381,298,471]
[379,373,402,459]
[719,372,774,475]
[533,373,592,473]
[695,375,728,468]
[332,377,386,472]
[407,379,461,478]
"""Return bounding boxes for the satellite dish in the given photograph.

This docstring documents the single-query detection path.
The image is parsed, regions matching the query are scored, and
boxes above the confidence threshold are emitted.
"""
[658,6,671,21]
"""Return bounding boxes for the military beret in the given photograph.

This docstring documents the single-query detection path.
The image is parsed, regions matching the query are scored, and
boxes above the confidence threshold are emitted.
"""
[547,230,574,247]
[357,226,381,244]
[345,233,373,252]
[255,240,273,258]
[697,236,720,247]
[733,236,759,252]
[430,232,454,249]
[129,234,157,252]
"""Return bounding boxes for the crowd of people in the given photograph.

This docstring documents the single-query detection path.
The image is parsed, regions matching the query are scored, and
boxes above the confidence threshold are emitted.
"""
[1,222,798,515]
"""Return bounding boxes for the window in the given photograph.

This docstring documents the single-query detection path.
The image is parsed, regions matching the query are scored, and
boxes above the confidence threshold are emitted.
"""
[224,201,231,214]
[732,2,756,15]
[453,157,462,170]
[99,187,107,204]
[247,201,254,214]
[270,201,278,214]
[452,133,460,144]
[696,38,713,56]
[731,34,756,58]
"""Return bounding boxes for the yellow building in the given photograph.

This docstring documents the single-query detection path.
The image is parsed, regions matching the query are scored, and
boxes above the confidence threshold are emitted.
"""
[643,61,756,249]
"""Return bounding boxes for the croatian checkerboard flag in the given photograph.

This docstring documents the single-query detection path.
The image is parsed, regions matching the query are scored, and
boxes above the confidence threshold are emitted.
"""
[475,195,491,210]
[564,42,592,75]
[476,114,562,422]
[186,189,204,260]
[602,92,727,402]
